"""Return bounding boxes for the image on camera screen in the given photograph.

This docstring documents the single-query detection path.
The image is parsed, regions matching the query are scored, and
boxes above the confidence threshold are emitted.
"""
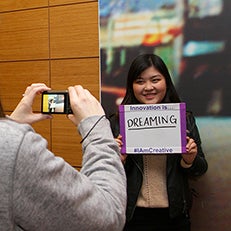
[42,93,66,114]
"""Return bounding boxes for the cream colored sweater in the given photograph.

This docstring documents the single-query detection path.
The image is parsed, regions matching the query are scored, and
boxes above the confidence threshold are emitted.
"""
[137,154,169,208]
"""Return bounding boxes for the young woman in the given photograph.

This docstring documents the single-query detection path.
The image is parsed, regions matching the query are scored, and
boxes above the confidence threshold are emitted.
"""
[109,54,208,231]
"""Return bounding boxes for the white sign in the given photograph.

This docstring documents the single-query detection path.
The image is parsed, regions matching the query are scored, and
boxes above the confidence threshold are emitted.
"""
[119,103,187,154]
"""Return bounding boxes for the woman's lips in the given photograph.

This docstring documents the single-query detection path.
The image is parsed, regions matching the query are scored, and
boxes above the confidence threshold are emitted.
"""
[143,93,156,99]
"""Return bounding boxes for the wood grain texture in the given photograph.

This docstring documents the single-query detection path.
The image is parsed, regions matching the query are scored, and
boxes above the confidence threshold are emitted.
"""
[32,119,52,150]
[51,115,83,167]
[0,9,49,61]
[0,1,100,167]
[49,0,96,7]
[50,57,99,166]
[0,0,48,12]
[50,2,99,58]
[50,58,99,98]
[0,61,49,111]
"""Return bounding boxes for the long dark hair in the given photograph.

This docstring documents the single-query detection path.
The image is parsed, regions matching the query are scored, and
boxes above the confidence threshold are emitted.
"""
[121,54,181,105]
[0,99,5,118]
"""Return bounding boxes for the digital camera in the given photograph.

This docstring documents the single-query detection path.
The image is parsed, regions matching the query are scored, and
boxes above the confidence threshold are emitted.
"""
[41,90,72,114]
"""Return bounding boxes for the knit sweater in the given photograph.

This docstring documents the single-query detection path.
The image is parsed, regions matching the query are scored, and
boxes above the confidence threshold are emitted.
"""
[0,117,126,231]
[136,154,169,208]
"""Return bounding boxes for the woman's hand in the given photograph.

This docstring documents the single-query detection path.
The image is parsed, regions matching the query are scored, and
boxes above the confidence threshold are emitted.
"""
[115,134,123,149]
[10,83,52,124]
[115,134,127,164]
[181,136,197,167]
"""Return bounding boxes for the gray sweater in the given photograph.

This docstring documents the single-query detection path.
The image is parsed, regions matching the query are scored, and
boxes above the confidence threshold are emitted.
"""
[0,117,126,231]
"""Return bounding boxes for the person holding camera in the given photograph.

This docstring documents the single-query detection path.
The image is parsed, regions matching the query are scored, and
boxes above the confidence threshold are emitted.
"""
[0,83,126,231]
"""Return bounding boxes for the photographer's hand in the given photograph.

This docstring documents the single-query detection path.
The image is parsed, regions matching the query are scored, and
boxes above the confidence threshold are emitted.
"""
[10,83,52,124]
[67,85,105,126]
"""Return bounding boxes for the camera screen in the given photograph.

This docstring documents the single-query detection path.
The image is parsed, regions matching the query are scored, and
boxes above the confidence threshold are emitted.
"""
[42,92,67,114]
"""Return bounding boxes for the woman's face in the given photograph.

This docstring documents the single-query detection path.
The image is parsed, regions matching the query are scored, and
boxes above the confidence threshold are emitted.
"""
[132,66,167,104]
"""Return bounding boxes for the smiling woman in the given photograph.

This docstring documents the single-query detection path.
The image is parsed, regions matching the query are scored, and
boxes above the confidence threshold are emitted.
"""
[108,54,208,231]
[132,67,167,104]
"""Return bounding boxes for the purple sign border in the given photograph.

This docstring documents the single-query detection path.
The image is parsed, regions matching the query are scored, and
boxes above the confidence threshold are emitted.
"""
[180,103,187,153]
[119,105,126,154]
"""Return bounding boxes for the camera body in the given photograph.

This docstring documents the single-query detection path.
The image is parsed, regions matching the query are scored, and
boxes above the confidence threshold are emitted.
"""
[41,90,72,114]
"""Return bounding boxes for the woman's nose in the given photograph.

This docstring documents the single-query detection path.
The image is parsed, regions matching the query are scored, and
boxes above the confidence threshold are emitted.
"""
[144,82,154,90]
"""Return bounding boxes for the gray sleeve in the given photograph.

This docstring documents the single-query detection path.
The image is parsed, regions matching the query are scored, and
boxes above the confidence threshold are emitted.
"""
[13,116,126,231]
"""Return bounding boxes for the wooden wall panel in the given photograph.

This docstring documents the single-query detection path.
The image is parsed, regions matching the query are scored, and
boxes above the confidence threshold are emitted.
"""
[0,0,48,12]
[0,9,49,61]
[50,58,99,97]
[0,1,100,167]
[50,2,99,58]
[0,61,49,111]
[32,120,51,149]
[51,116,82,167]
[49,0,95,6]
[50,58,99,166]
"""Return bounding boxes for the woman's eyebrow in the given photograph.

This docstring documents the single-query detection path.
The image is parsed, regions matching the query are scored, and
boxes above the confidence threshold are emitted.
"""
[151,74,162,78]
[136,76,143,79]
[139,74,161,79]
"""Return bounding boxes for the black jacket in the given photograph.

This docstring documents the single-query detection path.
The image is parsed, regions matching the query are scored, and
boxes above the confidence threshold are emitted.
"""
[109,111,208,221]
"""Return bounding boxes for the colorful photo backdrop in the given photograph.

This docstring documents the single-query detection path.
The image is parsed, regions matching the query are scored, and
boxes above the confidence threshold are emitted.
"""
[99,0,230,117]
[99,1,231,230]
